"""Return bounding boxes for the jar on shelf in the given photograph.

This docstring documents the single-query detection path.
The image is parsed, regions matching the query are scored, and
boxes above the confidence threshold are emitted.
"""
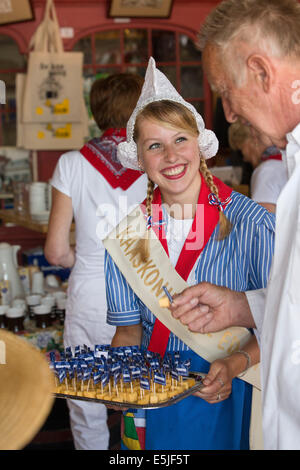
[41,295,56,324]
[53,291,66,319]
[6,307,25,333]
[52,291,67,303]
[26,294,42,319]
[56,297,67,325]
[0,305,8,329]
[33,304,52,329]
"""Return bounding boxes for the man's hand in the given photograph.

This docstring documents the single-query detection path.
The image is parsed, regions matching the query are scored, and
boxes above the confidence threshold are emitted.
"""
[170,282,255,333]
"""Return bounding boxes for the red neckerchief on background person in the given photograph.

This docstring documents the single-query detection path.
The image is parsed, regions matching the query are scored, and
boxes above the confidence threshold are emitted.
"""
[80,128,143,190]
[146,173,233,358]
[261,154,282,162]
[260,146,282,162]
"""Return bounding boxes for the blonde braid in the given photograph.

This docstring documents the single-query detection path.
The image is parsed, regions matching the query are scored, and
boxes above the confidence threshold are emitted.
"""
[200,158,232,240]
[133,178,155,263]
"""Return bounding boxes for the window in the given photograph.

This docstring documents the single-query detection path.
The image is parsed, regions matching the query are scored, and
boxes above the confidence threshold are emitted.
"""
[0,34,26,146]
[72,27,208,139]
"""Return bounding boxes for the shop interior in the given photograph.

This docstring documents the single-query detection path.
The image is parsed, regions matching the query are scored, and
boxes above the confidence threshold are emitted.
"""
[0,0,251,450]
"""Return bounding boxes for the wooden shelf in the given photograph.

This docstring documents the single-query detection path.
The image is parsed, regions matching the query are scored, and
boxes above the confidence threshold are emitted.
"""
[0,209,49,233]
[0,209,75,236]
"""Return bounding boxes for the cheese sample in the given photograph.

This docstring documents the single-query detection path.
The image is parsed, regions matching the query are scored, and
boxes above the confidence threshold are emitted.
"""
[159,296,170,308]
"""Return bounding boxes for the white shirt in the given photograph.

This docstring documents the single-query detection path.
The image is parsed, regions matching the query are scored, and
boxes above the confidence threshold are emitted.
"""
[51,150,147,322]
[251,159,288,205]
[163,207,193,267]
[246,123,300,449]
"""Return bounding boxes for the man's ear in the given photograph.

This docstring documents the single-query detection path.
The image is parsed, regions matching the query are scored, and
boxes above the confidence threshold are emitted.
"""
[247,54,274,93]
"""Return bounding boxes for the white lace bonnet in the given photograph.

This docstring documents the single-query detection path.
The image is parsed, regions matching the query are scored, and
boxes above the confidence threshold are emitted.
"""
[117,57,218,170]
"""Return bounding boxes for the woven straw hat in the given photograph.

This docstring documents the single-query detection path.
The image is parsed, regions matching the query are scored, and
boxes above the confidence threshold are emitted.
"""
[0,329,54,450]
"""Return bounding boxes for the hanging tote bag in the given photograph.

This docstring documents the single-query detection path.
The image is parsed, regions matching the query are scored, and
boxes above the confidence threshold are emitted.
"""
[17,0,88,150]
[22,0,84,124]
[16,73,89,150]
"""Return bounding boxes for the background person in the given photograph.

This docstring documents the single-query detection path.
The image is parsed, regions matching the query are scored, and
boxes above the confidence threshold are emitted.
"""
[170,0,300,450]
[228,120,288,212]
[45,73,147,450]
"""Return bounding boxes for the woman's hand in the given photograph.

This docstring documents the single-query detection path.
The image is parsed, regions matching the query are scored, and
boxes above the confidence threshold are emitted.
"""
[193,358,234,404]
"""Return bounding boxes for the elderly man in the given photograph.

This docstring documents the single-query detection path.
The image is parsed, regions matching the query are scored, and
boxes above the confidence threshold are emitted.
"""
[170,0,300,450]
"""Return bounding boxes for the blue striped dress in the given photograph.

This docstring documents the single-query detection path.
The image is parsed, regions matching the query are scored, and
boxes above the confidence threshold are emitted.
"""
[105,191,275,450]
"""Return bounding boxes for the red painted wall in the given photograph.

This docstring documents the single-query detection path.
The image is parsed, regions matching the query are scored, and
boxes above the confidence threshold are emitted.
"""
[0,1,219,53]
[0,0,219,181]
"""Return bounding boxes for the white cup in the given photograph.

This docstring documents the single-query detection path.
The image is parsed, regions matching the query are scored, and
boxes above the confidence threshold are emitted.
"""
[0,305,9,315]
[29,182,47,215]
[41,295,55,308]
[12,299,26,313]
[56,297,66,324]
[26,294,41,318]
[26,294,42,306]
[6,307,24,318]
[34,304,52,328]
[31,271,44,295]
[52,291,67,301]
[33,304,52,315]
[57,298,67,310]
[45,274,59,288]
[41,295,56,320]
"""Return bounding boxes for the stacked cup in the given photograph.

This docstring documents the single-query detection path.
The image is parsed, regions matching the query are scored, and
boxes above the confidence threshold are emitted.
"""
[31,271,44,295]
[41,295,56,323]
[53,292,67,325]
[33,304,52,329]
[26,294,42,319]
[29,182,48,215]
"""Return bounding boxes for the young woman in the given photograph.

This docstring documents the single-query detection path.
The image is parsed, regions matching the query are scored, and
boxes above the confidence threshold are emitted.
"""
[104,59,275,450]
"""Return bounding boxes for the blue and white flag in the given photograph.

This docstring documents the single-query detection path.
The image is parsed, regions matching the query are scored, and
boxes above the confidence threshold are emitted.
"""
[122,367,131,383]
[154,371,166,386]
[140,376,150,390]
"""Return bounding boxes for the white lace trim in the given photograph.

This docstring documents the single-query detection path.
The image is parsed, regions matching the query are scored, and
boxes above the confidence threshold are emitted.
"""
[117,57,219,171]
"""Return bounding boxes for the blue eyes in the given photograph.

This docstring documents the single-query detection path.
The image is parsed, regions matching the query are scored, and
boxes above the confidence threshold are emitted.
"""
[149,142,160,150]
[148,136,187,150]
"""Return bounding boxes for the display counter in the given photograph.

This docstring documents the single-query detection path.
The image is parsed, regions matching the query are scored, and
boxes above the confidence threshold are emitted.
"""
[0,209,49,233]
[0,209,75,243]
[19,323,64,357]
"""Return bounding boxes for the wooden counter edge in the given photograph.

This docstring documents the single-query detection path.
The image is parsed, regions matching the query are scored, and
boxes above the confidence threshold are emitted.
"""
[0,209,75,234]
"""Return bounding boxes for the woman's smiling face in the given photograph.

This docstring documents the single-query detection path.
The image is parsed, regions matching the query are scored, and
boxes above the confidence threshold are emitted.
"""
[136,117,201,207]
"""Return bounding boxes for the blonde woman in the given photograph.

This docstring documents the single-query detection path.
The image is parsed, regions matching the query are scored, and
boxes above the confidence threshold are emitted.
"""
[104,58,275,450]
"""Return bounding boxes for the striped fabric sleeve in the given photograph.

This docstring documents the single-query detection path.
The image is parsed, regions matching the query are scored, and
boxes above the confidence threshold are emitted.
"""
[104,250,141,326]
[247,206,275,289]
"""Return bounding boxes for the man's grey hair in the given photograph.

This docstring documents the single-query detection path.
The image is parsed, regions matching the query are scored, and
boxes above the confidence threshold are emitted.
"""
[197,0,300,84]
